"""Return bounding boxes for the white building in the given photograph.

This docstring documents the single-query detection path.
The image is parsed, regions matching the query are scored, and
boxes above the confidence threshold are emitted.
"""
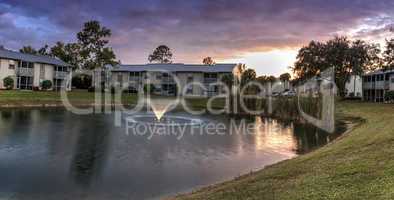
[362,69,394,102]
[345,75,363,98]
[0,48,72,91]
[93,63,241,96]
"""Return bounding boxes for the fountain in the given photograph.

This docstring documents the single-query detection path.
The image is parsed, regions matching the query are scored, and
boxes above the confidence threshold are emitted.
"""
[125,97,204,127]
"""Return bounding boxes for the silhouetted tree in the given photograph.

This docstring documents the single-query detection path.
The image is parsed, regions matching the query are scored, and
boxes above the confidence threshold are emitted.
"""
[203,57,215,65]
[279,73,291,82]
[19,46,37,54]
[50,42,82,70]
[240,68,256,86]
[148,45,173,63]
[383,38,394,70]
[77,20,117,69]
[292,36,380,96]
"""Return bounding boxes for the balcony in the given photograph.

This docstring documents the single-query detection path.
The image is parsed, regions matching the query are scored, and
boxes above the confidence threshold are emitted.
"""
[204,78,218,84]
[129,76,140,82]
[17,67,34,77]
[54,71,69,79]
[161,77,175,83]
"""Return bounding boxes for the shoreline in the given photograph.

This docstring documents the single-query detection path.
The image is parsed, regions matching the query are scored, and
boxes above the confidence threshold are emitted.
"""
[169,102,372,200]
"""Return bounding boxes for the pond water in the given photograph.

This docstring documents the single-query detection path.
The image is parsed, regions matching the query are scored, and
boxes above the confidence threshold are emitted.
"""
[0,109,343,200]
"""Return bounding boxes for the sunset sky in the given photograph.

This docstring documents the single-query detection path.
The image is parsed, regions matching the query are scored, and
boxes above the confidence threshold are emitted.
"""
[0,0,393,76]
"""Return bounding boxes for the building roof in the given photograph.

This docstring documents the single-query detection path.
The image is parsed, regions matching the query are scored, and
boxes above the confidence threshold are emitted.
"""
[0,48,70,67]
[110,63,238,73]
[363,69,394,76]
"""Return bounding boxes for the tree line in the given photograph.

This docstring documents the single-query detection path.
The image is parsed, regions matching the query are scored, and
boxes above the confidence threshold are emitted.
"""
[292,36,394,97]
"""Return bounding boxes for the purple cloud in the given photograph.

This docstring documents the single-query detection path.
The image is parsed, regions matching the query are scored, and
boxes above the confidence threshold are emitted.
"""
[0,0,393,64]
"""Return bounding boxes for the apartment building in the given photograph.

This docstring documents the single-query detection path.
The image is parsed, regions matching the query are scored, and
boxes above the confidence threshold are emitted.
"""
[362,69,394,102]
[0,48,72,91]
[93,63,240,96]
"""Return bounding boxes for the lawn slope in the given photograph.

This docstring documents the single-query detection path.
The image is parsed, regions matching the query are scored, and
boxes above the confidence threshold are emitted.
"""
[172,102,394,200]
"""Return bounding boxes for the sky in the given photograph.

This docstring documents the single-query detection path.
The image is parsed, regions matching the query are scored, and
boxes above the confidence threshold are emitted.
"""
[0,0,393,76]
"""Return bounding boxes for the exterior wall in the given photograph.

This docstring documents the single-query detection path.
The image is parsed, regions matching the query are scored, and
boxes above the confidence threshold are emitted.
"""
[0,58,17,89]
[103,71,235,96]
[176,72,205,96]
[33,63,41,87]
[44,64,55,83]
[0,58,71,91]
[345,75,363,98]
[390,74,394,91]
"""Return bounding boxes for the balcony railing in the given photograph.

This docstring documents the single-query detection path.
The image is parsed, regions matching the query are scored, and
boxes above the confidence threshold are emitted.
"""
[129,77,140,82]
[17,67,34,77]
[162,77,175,83]
[54,71,69,79]
[204,78,218,83]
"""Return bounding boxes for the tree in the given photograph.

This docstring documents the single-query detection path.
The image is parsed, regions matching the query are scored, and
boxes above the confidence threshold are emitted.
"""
[383,38,394,70]
[279,73,291,82]
[50,42,82,70]
[203,57,215,65]
[291,36,381,97]
[20,46,37,54]
[220,73,234,88]
[148,45,173,63]
[240,68,256,86]
[38,45,50,55]
[256,75,268,84]
[77,20,117,69]
[20,45,50,55]
[267,76,277,83]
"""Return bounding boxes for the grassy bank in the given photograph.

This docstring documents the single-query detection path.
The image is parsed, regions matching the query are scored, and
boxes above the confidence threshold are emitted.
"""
[0,90,225,109]
[171,102,394,200]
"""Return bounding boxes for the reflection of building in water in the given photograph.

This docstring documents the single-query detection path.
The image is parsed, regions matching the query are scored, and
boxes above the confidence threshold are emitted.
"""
[253,116,343,155]
[70,124,110,187]
[253,117,297,156]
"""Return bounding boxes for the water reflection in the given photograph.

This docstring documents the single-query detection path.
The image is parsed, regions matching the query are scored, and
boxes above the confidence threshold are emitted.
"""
[0,109,343,199]
[69,117,112,187]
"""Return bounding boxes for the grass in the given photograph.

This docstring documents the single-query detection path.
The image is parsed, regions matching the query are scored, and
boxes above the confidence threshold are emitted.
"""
[171,101,394,200]
[0,90,226,109]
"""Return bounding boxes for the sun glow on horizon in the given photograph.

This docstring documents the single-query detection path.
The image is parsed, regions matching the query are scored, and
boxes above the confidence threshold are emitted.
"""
[220,49,298,76]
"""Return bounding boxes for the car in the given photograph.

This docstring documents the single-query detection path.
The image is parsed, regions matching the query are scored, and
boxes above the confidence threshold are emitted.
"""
[282,91,297,97]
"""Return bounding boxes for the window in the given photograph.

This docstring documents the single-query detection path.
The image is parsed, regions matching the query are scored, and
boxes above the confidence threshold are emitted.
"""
[391,77,394,83]
[204,73,217,79]
[9,60,15,69]
[129,72,140,77]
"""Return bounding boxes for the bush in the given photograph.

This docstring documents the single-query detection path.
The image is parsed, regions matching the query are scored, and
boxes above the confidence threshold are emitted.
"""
[143,84,155,94]
[41,80,52,90]
[72,74,92,89]
[3,76,14,90]
[385,91,394,102]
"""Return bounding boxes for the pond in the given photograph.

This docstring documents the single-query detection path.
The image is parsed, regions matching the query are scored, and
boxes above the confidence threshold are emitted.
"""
[0,109,343,199]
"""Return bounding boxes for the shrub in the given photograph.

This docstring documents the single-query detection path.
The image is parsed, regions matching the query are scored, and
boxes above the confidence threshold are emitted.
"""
[385,91,394,102]
[41,80,52,90]
[143,84,155,94]
[3,76,14,90]
[72,74,92,89]
[33,86,40,91]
